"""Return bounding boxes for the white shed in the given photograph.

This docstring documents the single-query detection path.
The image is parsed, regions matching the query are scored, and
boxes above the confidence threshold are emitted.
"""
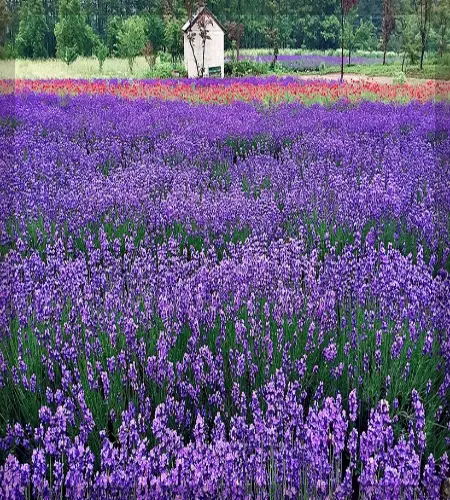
[182,7,225,78]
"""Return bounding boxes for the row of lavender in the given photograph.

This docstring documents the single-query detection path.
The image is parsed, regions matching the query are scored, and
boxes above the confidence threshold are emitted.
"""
[1,94,449,498]
[228,54,397,70]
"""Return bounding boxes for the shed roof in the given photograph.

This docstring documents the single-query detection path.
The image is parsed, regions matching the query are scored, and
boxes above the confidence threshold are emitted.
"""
[182,6,226,33]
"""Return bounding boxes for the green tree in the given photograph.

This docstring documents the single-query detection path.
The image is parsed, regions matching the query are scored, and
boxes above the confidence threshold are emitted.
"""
[433,0,450,57]
[54,0,94,63]
[106,16,123,56]
[0,0,11,46]
[344,9,376,64]
[265,0,282,67]
[117,15,147,72]
[164,17,183,62]
[145,14,165,52]
[412,0,432,69]
[16,0,48,58]
[340,0,358,81]
[320,15,341,50]
[381,0,396,64]
[94,39,108,71]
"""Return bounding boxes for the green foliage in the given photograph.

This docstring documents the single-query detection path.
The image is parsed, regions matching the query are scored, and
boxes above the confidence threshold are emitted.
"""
[320,15,341,49]
[117,15,147,72]
[16,0,48,59]
[0,41,15,59]
[402,16,421,66]
[265,0,282,66]
[344,9,377,64]
[54,0,94,62]
[145,14,165,53]
[106,16,123,56]
[144,60,187,78]
[0,0,11,46]
[164,18,183,62]
[61,45,78,65]
[224,59,270,76]
[413,0,433,69]
[94,39,108,72]
[382,0,396,64]
[392,70,406,84]
[433,0,450,57]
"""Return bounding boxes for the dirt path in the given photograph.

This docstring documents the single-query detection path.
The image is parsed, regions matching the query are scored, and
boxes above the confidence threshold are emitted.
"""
[295,73,433,85]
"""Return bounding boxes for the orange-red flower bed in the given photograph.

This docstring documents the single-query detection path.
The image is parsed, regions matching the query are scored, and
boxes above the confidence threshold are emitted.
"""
[1,77,449,103]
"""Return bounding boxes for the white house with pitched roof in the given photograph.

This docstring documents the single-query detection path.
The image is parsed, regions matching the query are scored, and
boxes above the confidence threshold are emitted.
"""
[182,7,225,78]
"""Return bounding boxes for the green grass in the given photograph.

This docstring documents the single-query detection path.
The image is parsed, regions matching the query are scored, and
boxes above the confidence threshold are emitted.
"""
[319,61,450,81]
[2,50,449,81]
[0,55,185,80]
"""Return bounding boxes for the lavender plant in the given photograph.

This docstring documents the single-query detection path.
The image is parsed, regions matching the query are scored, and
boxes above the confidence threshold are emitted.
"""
[0,93,449,499]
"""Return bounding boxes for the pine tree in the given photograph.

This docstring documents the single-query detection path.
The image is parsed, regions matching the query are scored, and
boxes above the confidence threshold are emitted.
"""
[16,0,48,58]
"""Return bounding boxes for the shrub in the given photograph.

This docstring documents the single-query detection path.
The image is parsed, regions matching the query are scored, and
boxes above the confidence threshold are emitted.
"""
[145,61,187,79]
[0,41,15,60]
[393,71,406,85]
[61,45,78,65]
[117,16,147,73]
[224,59,270,76]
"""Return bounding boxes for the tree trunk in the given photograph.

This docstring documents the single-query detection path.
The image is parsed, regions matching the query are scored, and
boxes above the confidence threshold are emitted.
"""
[236,43,240,62]
[383,46,387,65]
[402,51,406,72]
[272,49,278,67]
[420,45,425,70]
[348,50,351,65]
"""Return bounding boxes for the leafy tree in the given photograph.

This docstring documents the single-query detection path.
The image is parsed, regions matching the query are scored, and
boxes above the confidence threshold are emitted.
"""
[117,15,147,72]
[225,21,244,61]
[381,0,395,64]
[61,45,78,65]
[145,14,165,52]
[392,0,415,68]
[54,0,94,63]
[142,40,157,67]
[265,0,281,67]
[94,39,108,71]
[0,0,11,46]
[433,0,450,57]
[412,0,432,69]
[16,0,48,58]
[320,15,341,50]
[106,16,123,56]
[164,17,183,62]
[344,10,376,64]
[340,0,358,80]
[395,10,420,70]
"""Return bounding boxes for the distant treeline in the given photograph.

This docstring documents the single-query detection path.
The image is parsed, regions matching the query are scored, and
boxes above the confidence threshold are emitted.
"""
[0,0,448,64]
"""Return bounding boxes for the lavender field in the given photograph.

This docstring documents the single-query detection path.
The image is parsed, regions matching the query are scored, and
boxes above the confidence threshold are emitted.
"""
[1,92,449,498]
